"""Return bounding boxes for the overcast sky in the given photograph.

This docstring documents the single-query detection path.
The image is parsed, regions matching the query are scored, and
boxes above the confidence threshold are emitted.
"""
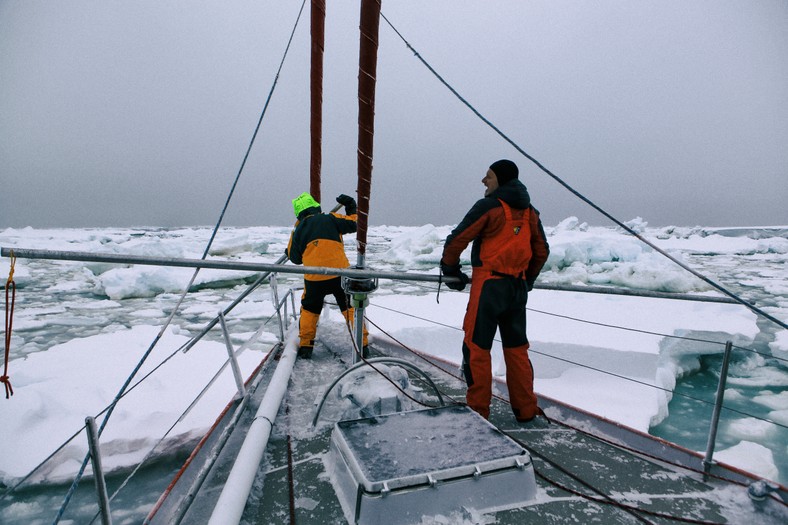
[1,1,786,229]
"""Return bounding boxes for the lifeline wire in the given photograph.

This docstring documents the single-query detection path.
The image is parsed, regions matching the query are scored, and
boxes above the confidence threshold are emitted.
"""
[365,312,787,515]
[368,302,788,431]
[379,12,787,331]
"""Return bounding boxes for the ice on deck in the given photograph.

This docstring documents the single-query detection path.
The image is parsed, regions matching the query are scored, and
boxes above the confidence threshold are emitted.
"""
[327,405,536,524]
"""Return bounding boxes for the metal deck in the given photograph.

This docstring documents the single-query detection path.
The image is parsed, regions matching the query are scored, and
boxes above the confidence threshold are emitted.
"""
[150,327,788,525]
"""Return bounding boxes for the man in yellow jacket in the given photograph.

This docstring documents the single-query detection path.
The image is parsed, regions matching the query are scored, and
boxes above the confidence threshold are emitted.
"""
[286,192,368,358]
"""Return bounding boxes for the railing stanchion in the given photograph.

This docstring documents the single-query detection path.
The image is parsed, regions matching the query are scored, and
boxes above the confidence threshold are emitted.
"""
[270,274,285,343]
[290,289,298,322]
[283,290,290,331]
[218,311,246,399]
[703,340,733,480]
[85,416,113,525]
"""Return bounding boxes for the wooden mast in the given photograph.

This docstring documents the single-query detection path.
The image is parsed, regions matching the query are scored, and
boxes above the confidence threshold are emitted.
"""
[355,0,381,261]
[310,0,326,202]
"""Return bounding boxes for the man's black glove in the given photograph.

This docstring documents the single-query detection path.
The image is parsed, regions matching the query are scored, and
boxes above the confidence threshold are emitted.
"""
[336,194,357,215]
[441,262,470,291]
[526,278,535,292]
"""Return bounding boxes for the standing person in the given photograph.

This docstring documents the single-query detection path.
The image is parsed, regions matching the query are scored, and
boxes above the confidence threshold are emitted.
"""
[440,159,550,422]
[286,192,369,358]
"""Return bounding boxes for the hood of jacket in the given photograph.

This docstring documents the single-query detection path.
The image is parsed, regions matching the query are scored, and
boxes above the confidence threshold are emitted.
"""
[488,178,531,209]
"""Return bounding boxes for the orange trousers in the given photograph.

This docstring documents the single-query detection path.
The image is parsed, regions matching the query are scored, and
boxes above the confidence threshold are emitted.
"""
[299,277,368,348]
[461,272,537,421]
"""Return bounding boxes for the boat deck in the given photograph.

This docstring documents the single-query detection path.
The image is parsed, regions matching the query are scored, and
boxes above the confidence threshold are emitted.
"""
[151,328,788,525]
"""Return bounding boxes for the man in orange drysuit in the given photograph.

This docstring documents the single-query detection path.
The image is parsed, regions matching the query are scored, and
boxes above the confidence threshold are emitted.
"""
[440,159,549,421]
[286,192,368,358]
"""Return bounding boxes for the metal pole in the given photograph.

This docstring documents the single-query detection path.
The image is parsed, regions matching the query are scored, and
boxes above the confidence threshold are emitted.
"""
[1,247,740,305]
[218,312,246,399]
[85,416,113,525]
[702,340,733,480]
[207,337,298,525]
[352,254,367,365]
[270,274,285,343]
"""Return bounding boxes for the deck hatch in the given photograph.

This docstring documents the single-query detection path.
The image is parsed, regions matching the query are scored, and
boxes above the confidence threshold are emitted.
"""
[327,405,537,524]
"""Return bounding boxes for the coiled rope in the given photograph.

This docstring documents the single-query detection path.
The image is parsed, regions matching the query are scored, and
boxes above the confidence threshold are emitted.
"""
[379,12,786,332]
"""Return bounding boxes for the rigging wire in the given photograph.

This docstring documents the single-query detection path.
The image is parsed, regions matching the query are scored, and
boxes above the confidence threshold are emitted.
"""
[336,318,721,525]
[388,274,786,363]
[1,302,285,504]
[367,303,788,431]
[49,4,309,522]
[372,299,788,366]
[344,318,732,525]
[364,314,788,513]
[338,309,461,409]
[523,445,727,525]
[361,317,717,524]
[378,12,787,332]
[89,355,271,525]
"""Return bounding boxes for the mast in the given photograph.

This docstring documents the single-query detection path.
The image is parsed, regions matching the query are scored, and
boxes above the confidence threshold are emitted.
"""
[355,0,381,263]
[310,0,326,202]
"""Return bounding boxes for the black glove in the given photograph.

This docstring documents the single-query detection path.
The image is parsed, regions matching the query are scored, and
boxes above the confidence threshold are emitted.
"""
[441,262,470,291]
[526,278,535,292]
[336,194,357,215]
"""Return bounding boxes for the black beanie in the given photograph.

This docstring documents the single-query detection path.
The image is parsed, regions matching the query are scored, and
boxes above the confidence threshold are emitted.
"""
[489,159,519,185]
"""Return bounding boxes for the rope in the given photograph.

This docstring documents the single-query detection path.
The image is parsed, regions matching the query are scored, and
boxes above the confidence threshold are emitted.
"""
[3,250,15,399]
[530,461,723,525]
[563,418,788,504]
[526,446,655,525]
[285,401,297,524]
[365,315,721,523]
[49,4,308,522]
[1,288,287,503]
[378,12,787,332]
[339,308,452,409]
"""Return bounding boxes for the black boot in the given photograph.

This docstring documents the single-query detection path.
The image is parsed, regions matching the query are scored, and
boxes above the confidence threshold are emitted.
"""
[298,346,313,359]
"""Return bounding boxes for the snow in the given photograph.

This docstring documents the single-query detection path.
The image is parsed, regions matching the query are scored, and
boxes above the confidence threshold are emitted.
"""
[0,221,785,489]
[3,325,261,483]
[715,442,779,484]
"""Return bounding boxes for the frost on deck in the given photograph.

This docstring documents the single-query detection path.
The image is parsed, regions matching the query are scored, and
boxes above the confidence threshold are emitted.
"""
[327,405,537,524]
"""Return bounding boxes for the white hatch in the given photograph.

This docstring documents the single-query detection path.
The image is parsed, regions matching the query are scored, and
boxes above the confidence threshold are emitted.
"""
[327,405,537,524]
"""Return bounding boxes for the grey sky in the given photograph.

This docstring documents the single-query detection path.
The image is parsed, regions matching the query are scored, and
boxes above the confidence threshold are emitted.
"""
[1,1,786,229]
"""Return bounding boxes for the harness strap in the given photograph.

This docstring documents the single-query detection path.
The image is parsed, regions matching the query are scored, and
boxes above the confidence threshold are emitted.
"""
[497,198,526,235]
[490,270,526,280]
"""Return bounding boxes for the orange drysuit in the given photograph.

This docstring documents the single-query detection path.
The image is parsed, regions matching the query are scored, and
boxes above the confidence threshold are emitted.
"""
[441,178,549,420]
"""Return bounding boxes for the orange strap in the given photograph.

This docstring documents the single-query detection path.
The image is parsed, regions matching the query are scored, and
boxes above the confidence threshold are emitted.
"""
[3,251,15,399]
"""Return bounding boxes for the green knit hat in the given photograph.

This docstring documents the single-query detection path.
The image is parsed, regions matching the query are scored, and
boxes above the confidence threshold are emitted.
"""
[292,192,320,218]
